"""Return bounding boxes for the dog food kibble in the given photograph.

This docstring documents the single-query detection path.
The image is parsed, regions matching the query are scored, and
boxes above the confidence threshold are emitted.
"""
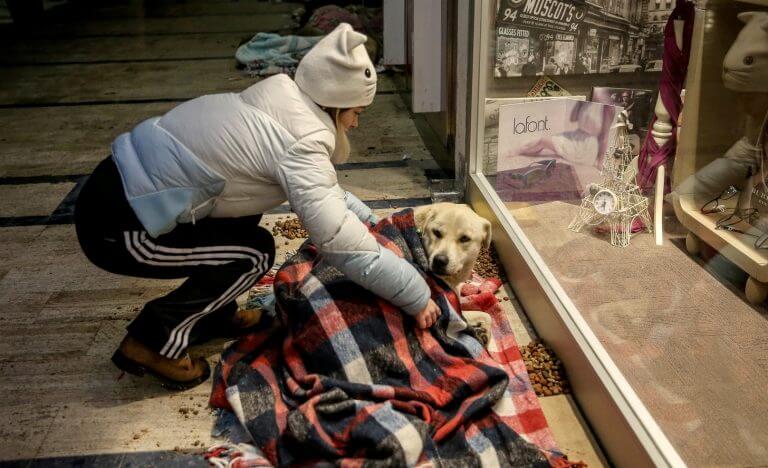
[520,341,571,397]
[475,246,507,281]
[272,217,309,239]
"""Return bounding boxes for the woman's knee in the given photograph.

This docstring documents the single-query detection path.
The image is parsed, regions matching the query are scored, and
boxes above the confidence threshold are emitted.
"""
[257,227,276,267]
[241,224,276,267]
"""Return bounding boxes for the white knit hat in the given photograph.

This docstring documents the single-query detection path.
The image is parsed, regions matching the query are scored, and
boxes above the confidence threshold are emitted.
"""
[295,23,377,109]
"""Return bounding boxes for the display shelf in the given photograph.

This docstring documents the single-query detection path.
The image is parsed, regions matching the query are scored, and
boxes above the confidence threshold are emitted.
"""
[672,0,768,302]
[672,193,768,301]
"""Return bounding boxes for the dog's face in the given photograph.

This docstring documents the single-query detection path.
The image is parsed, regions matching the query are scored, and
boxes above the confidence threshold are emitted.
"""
[415,203,492,283]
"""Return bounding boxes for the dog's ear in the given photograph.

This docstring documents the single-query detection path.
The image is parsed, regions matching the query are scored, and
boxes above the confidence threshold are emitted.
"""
[481,218,492,249]
[414,205,436,233]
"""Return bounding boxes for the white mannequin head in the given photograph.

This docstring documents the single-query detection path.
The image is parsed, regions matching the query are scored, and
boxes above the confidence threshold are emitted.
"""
[723,11,768,93]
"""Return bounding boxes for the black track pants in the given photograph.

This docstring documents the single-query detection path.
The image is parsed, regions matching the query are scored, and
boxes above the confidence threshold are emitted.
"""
[74,157,275,359]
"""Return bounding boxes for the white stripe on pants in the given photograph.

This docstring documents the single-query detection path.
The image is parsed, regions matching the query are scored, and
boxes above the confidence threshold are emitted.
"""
[124,231,269,359]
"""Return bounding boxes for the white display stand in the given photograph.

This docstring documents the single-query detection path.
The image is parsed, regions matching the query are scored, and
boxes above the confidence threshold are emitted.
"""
[672,1,768,304]
[672,194,768,302]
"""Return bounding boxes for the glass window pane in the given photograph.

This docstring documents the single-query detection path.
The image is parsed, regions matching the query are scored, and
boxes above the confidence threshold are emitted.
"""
[474,0,768,465]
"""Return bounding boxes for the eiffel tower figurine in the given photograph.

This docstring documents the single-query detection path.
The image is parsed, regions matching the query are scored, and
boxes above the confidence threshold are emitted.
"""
[568,111,653,247]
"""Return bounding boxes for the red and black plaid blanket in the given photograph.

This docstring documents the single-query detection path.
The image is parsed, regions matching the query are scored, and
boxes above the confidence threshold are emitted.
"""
[210,209,574,467]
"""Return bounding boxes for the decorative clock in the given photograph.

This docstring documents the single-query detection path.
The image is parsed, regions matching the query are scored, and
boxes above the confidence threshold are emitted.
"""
[593,189,618,215]
[569,112,653,247]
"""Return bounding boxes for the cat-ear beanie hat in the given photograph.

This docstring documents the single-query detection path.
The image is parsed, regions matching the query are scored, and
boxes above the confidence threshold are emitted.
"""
[295,23,377,108]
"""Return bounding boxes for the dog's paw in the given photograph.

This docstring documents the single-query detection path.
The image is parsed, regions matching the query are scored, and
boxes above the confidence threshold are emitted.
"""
[468,322,490,346]
[463,311,493,348]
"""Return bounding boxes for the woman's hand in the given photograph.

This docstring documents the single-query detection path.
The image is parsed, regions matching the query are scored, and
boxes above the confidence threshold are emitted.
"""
[415,299,440,329]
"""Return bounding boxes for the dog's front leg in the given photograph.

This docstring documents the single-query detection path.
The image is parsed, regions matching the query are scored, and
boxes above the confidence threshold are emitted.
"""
[462,310,494,348]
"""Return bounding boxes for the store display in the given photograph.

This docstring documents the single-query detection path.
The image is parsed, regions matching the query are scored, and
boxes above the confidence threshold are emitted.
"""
[674,10,768,210]
[637,0,696,193]
[654,165,665,245]
[591,87,655,155]
[736,10,768,233]
[675,9,768,204]
[526,75,570,97]
[494,0,585,78]
[469,0,768,463]
[483,95,586,175]
[496,160,582,202]
[750,178,768,233]
[678,137,764,202]
[699,185,739,215]
[485,95,582,128]
[569,112,652,247]
[502,159,557,188]
[670,4,768,304]
[494,0,671,77]
[495,99,619,202]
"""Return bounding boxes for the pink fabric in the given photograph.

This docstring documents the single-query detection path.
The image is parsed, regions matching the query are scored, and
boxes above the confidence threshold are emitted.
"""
[594,217,647,234]
[637,0,696,194]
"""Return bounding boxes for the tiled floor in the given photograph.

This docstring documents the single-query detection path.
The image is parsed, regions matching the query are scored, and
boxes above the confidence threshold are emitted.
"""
[0,1,605,466]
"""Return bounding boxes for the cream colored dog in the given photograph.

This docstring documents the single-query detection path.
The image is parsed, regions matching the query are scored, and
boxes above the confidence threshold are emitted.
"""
[414,203,491,290]
[414,203,495,346]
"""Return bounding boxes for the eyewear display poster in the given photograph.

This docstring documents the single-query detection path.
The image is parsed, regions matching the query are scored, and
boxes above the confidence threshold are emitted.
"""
[495,0,670,77]
[496,99,620,202]
[483,96,586,175]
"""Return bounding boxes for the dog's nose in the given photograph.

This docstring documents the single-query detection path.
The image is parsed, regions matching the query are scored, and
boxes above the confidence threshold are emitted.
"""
[432,255,449,274]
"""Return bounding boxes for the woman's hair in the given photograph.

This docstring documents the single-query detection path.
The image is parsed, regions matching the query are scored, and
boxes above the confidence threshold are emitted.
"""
[324,107,352,164]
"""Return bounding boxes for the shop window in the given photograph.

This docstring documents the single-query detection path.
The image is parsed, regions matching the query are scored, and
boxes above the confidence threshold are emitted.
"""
[469,0,768,466]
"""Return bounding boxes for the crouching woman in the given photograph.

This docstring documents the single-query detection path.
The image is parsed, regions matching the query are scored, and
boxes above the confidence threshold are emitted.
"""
[74,23,440,390]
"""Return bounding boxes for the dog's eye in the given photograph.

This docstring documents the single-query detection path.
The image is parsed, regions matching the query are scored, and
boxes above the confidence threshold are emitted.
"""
[432,229,443,239]
[459,235,471,243]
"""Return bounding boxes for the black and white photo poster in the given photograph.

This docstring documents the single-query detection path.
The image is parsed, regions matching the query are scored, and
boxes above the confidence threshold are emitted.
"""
[495,0,672,77]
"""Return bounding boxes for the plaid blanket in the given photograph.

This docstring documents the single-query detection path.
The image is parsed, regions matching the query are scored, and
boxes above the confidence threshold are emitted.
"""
[210,209,575,467]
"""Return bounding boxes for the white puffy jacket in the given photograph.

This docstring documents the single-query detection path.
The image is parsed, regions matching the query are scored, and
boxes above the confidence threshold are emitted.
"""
[111,74,430,316]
